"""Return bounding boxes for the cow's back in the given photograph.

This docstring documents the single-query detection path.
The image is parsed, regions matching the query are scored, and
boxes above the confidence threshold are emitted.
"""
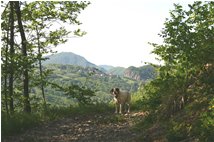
[118,91,131,104]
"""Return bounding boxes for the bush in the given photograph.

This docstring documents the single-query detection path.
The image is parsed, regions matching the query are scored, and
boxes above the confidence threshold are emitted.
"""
[1,112,41,138]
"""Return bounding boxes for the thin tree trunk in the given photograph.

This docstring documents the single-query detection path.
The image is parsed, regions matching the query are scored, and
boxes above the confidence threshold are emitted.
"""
[14,1,31,113]
[8,1,15,114]
[4,21,10,116]
[36,26,46,107]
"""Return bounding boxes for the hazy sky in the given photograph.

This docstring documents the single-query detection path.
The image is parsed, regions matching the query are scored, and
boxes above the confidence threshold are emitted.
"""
[55,0,194,67]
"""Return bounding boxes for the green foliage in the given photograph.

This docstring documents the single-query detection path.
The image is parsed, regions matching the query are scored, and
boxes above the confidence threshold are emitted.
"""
[1,112,41,137]
[91,91,112,104]
[152,2,214,67]
[138,1,214,141]
[1,1,90,114]
[49,82,95,105]
[166,120,189,142]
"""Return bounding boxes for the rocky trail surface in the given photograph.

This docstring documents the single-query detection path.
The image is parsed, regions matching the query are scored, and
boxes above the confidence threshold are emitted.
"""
[3,112,147,142]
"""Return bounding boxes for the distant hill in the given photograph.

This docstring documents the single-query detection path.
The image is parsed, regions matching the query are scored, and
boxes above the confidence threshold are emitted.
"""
[123,65,157,81]
[43,52,157,81]
[43,52,97,68]
[104,65,157,81]
[99,65,114,71]
[108,67,126,76]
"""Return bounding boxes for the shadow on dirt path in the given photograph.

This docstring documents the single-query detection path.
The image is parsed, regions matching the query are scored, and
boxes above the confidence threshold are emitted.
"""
[3,112,147,142]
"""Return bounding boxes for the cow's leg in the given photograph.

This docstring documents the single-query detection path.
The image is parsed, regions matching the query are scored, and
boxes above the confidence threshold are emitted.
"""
[119,104,122,114]
[127,103,130,113]
[115,103,119,113]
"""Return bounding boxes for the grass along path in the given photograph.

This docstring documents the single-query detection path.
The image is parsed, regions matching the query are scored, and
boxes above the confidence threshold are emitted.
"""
[3,111,147,142]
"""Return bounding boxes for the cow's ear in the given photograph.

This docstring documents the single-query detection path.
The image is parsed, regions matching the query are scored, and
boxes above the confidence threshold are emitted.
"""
[116,88,120,92]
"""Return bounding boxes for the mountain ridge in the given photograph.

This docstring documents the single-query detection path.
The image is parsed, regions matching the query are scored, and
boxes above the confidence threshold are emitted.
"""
[43,52,157,81]
[43,52,97,68]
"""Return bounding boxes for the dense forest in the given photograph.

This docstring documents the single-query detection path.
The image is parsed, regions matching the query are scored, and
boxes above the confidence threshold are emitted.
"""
[1,1,214,141]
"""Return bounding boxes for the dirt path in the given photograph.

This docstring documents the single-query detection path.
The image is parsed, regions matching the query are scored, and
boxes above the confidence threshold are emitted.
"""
[3,112,146,142]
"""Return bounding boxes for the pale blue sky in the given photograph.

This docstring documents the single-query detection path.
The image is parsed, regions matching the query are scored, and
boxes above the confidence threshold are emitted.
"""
[55,0,195,67]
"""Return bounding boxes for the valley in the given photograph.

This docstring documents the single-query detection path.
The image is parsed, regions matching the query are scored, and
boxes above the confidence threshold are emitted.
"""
[35,52,157,106]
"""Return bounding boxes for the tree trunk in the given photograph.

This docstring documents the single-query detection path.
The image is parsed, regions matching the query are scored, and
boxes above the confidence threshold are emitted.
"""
[14,1,31,113]
[4,19,10,116]
[8,1,15,114]
[36,26,46,107]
